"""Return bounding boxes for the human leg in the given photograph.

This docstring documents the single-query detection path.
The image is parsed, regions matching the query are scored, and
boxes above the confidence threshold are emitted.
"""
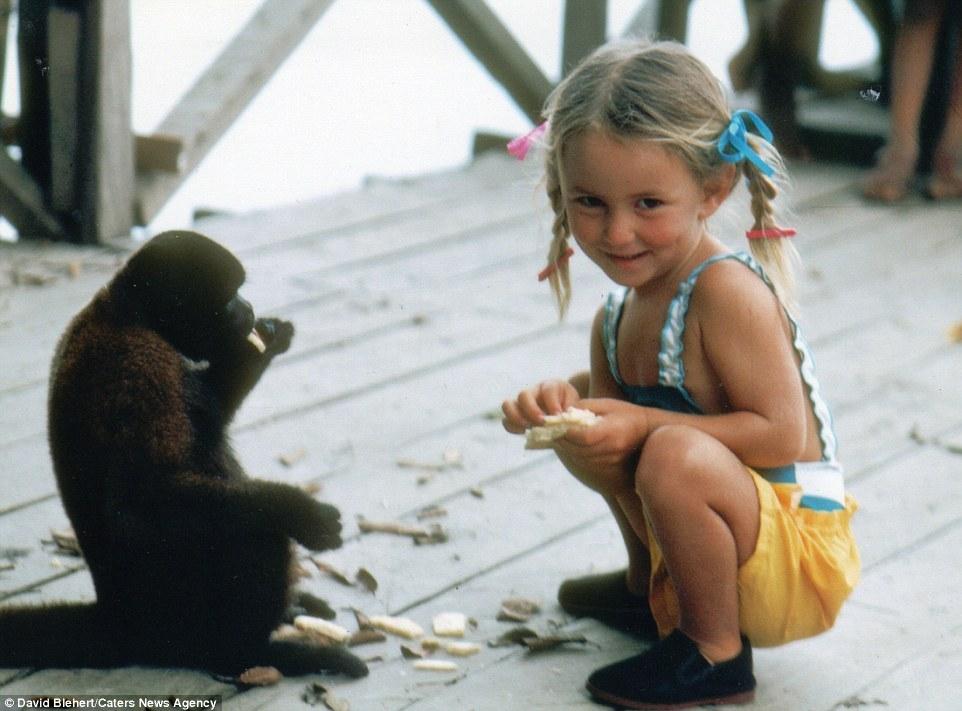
[927,31,962,198]
[864,4,944,200]
[584,425,759,708]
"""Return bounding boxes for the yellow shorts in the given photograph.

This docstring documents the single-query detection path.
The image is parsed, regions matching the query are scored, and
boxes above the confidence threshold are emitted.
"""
[644,467,860,647]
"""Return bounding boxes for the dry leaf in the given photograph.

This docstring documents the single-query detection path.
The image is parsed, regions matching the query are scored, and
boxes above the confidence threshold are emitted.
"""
[521,633,591,653]
[312,559,353,586]
[420,637,442,652]
[400,644,425,660]
[302,683,350,711]
[469,487,484,499]
[355,567,378,594]
[352,607,373,630]
[237,666,282,686]
[488,627,539,648]
[497,596,541,622]
[347,629,386,647]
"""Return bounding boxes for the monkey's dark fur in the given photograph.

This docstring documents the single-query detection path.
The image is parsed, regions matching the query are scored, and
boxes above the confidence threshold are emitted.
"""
[0,231,366,678]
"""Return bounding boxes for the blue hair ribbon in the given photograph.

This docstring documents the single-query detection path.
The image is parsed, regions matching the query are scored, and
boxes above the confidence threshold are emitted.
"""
[717,109,775,177]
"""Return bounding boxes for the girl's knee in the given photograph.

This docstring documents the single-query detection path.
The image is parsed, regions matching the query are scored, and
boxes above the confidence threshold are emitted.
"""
[635,425,712,497]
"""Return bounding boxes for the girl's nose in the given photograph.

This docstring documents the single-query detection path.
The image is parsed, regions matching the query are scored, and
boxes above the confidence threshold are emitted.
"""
[604,209,636,246]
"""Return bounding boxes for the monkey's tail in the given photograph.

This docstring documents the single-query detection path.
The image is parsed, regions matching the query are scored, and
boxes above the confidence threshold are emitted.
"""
[0,602,123,668]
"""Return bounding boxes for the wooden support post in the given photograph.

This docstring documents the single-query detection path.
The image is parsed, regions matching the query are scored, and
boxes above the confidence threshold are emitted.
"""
[656,0,690,43]
[0,149,66,240]
[135,0,337,227]
[48,5,81,215]
[16,0,51,208]
[76,0,134,243]
[426,0,552,125]
[561,0,606,76]
[0,1,10,115]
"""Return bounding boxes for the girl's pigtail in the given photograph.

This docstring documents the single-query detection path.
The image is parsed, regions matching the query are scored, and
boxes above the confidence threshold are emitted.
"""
[742,145,800,315]
[545,176,572,319]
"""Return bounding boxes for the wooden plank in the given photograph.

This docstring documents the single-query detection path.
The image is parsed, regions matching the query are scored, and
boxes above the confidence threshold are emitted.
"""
[425,0,552,124]
[0,151,66,240]
[135,0,337,225]
[47,6,81,215]
[76,0,134,243]
[135,133,185,173]
[0,667,236,700]
[561,0,606,75]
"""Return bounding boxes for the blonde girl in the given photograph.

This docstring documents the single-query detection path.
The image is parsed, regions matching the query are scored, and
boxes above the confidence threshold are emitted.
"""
[502,39,859,710]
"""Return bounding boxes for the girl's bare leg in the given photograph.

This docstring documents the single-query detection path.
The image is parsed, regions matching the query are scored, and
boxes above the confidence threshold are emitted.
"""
[609,493,651,594]
[618,425,761,663]
[928,38,962,198]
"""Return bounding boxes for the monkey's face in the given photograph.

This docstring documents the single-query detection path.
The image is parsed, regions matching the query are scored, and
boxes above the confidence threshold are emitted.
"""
[116,231,266,362]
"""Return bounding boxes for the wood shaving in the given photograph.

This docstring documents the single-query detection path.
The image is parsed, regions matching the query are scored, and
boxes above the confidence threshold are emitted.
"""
[368,615,424,639]
[357,518,448,545]
[416,505,448,520]
[432,612,467,638]
[948,320,962,343]
[237,666,282,686]
[312,559,353,586]
[488,627,539,648]
[50,527,82,556]
[400,644,425,659]
[414,659,459,672]
[443,641,480,657]
[294,615,351,643]
[279,447,307,467]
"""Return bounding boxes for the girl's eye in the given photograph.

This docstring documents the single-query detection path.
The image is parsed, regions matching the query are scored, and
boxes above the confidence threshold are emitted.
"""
[574,196,604,209]
[637,198,662,210]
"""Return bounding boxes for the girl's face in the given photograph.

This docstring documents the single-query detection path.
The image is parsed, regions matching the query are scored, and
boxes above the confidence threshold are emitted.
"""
[560,130,728,293]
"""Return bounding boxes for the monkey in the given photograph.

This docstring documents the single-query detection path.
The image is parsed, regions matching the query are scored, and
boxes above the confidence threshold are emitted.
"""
[0,230,367,678]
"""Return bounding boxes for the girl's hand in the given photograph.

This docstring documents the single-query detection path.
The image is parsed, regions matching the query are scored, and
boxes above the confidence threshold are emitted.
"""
[552,398,651,495]
[501,379,581,434]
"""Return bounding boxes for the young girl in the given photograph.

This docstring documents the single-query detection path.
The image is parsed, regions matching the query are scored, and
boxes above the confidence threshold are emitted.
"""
[502,40,860,709]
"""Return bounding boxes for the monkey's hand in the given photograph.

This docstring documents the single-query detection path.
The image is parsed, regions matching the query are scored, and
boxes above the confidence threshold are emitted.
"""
[253,318,294,356]
[282,489,343,551]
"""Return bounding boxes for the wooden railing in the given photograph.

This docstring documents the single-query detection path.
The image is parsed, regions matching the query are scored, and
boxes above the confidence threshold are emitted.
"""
[0,0,685,244]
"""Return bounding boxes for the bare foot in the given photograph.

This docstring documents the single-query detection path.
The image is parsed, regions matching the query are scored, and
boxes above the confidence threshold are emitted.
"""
[863,145,918,202]
[925,152,962,199]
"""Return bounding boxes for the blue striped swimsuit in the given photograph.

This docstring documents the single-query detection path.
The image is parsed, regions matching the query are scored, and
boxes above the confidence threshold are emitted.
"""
[603,251,845,511]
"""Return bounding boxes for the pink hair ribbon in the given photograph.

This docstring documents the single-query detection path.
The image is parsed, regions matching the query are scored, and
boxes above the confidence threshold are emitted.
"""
[745,227,796,240]
[507,121,548,160]
[538,247,574,282]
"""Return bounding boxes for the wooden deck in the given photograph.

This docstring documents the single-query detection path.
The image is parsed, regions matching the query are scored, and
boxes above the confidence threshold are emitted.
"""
[1,153,961,710]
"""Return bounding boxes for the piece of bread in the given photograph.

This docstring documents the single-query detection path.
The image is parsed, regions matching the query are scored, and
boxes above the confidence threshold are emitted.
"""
[524,407,599,449]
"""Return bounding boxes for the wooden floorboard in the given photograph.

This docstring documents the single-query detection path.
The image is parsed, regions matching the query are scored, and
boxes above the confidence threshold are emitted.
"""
[1,152,961,708]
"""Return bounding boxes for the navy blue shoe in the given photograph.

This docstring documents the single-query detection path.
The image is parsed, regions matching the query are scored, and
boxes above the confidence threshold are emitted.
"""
[558,570,659,638]
[586,629,756,709]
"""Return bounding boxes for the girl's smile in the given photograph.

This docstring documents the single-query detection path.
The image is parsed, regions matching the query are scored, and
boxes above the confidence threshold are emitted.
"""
[560,131,729,293]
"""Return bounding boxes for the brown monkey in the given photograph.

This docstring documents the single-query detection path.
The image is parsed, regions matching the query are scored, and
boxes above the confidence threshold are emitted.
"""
[0,231,366,677]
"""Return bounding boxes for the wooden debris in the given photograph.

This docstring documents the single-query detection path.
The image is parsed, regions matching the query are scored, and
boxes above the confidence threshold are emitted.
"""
[355,567,378,594]
[414,659,459,672]
[352,607,374,630]
[237,666,282,687]
[497,596,541,622]
[432,611,467,638]
[400,644,425,660]
[347,629,387,647]
[469,487,484,498]
[312,559,353,586]
[947,320,962,343]
[420,637,442,652]
[50,527,82,557]
[397,448,463,473]
[416,504,448,520]
[488,627,539,648]
[278,447,307,467]
[302,682,350,711]
[443,641,481,657]
[520,633,591,653]
[357,518,448,545]
[0,561,14,572]
[368,615,424,639]
[294,615,351,644]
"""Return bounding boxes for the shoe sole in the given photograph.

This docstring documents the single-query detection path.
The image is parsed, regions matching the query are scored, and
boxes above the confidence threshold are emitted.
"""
[586,681,755,709]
